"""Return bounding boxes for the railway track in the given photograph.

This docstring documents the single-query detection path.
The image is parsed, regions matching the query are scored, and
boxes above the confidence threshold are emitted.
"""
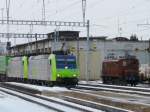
[0,83,101,112]
[0,82,133,112]
[76,83,150,96]
[69,84,150,112]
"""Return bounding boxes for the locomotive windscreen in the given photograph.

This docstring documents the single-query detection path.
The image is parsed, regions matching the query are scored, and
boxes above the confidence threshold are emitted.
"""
[56,55,77,69]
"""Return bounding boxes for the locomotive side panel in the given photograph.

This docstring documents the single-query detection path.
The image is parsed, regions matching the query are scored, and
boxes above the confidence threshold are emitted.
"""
[28,55,52,81]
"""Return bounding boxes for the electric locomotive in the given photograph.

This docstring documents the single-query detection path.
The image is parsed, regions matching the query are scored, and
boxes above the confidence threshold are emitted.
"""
[102,55,139,86]
[0,53,79,86]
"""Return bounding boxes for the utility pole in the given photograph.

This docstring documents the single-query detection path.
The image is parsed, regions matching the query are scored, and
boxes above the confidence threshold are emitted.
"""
[82,0,86,23]
[77,36,80,69]
[149,38,150,66]
[28,25,33,53]
[42,0,46,21]
[117,17,122,37]
[86,20,90,82]
[0,8,4,42]
[6,0,10,41]
[35,33,38,54]
[1,8,4,21]
[53,29,57,52]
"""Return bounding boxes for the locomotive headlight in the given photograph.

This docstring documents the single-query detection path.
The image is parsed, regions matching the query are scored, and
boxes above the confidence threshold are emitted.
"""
[65,66,68,69]
[73,74,76,77]
[57,74,60,77]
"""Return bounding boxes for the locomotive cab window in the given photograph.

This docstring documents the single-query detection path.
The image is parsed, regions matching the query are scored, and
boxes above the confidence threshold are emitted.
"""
[56,55,77,69]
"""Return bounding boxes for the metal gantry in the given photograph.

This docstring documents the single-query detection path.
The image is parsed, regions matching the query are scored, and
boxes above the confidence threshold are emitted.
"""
[0,33,47,38]
[0,19,86,27]
[137,24,150,26]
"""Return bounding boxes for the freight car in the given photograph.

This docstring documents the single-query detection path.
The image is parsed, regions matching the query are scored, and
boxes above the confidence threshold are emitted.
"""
[102,56,139,86]
[0,54,79,86]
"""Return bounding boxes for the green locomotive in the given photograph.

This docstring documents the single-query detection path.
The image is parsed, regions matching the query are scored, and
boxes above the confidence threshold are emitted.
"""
[0,54,79,86]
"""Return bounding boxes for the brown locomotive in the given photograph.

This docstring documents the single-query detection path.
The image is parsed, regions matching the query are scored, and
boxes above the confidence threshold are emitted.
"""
[102,55,139,86]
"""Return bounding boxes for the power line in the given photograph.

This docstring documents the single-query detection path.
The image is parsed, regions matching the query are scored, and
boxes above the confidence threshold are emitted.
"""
[47,0,81,18]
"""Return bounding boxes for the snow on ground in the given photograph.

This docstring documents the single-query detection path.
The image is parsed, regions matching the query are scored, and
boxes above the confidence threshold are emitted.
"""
[38,95,103,112]
[7,82,70,92]
[7,81,150,93]
[97,83,150,90]
[0,87,80,112]
[79,80,150,90]
[73,89,150,106]
[0,91,55,112]
[79,80,103,84]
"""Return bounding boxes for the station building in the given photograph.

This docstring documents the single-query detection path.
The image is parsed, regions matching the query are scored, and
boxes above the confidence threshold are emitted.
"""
[9,31,150,80]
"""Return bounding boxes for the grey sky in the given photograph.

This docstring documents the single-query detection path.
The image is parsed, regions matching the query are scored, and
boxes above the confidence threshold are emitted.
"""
[0,0,150,45]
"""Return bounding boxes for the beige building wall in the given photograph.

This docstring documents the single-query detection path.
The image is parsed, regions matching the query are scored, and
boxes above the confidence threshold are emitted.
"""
[68,41,102,80]
[77,50,102,80]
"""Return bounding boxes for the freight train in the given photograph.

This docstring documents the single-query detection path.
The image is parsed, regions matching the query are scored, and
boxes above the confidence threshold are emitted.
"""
[102,55,139,86]
[0,54,79,87]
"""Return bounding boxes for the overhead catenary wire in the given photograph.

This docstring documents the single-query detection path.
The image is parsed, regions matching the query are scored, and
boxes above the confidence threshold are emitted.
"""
[46,0,81,18]
[1,0,150,40]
